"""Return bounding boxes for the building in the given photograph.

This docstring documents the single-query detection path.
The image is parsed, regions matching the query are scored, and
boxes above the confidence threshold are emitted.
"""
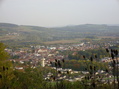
[41,58,45,67]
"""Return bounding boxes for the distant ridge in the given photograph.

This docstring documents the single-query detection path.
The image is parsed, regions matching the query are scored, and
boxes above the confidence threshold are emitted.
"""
[0,23,19,27]
[0,23,119,46]
[0,23,119,28]
[107,24,119,26]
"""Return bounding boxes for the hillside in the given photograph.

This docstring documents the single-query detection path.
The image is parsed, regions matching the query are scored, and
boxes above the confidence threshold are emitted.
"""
[0,23,119,46]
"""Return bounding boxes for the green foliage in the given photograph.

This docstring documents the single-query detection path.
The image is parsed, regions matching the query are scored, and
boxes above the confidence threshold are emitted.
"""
[64,60,108,71]
[0,43,9,61]
[11,68,45,89]
[67,48,109,60]
[0,42,14,89]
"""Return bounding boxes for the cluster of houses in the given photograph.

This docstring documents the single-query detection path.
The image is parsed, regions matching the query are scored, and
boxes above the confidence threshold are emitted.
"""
[7,41,116,58]
[6,32,19,36]
[5,41,117,69]
[5,41,119,83]
[44,67,115,84]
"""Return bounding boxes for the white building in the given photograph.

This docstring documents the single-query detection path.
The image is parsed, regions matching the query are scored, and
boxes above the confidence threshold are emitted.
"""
[41,58,45,67]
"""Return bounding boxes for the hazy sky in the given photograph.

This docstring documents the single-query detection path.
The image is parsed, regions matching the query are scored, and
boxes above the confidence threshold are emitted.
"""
[0,0,119,27]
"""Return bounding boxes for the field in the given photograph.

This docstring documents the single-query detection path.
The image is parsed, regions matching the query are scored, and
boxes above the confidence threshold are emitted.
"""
[43,36,119,44]
[43,38,82,44]
[97,36,119,39]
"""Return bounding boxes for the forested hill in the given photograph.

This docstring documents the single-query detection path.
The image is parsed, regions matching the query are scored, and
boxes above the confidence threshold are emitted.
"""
[0,23,119,46]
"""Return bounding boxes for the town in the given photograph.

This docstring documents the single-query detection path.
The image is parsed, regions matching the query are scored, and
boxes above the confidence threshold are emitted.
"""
[4,40,119,85]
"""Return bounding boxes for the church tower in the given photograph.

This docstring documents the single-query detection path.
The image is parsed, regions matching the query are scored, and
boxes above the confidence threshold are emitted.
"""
[41,58,45,67]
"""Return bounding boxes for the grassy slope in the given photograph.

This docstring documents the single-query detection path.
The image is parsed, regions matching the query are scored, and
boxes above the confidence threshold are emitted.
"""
[0,23,119,46]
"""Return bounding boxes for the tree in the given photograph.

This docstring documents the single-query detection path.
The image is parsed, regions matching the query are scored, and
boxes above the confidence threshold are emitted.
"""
[11,67,46,89]
[0,42,14,89]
